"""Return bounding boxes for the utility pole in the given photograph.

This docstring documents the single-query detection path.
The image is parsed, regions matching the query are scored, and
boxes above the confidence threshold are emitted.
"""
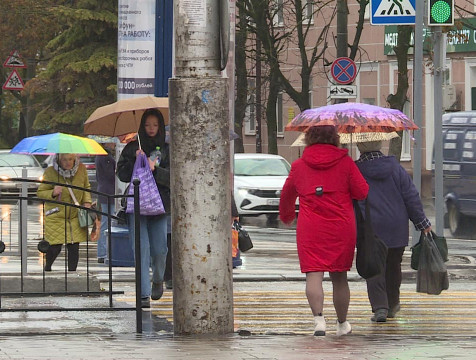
[256,38,262,153]
[412,0,423,245]
[433,27,444,235]
[335,0,348,104]
[169,0,234,335]
[25,58,36,137]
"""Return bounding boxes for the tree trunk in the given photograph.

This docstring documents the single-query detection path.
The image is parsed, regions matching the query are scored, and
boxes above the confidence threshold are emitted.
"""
[387,25,412,161]
[234,6,247,154]
[266,69,279,154]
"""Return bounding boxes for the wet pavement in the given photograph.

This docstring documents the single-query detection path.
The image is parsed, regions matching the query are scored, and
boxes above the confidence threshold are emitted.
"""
[0,333,475,360]
[0,202,475,358]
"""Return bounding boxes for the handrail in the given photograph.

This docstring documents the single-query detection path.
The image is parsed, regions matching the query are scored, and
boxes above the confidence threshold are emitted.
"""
[2,177,133,200]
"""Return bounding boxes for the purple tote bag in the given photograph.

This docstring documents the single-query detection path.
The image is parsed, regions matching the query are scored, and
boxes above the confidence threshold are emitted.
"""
[126,153,165,216]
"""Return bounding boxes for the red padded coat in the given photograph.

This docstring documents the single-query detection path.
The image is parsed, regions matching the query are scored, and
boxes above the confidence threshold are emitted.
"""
[279,144,369,273]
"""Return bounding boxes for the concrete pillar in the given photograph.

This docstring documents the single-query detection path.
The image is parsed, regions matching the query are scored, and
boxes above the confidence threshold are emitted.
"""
[170,0,233,335]
[169,78,233,335]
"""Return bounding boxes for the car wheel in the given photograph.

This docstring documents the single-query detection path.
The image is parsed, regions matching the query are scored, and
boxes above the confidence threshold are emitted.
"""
[448,203,468,237]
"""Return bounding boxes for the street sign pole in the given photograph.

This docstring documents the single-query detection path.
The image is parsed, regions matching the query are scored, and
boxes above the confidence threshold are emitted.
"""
[412,0,423,245]
[434,26,444,235]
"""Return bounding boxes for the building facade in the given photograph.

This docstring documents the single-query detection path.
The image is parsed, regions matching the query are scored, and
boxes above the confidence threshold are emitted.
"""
[241,0,476,198]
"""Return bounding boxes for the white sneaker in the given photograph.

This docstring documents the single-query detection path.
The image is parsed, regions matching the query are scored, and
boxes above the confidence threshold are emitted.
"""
[336,320,352,336]
[313,315,326,336]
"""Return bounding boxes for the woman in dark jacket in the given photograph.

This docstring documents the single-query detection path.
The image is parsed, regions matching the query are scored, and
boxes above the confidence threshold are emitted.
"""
[356,141,431,322]
[116,109,170,308]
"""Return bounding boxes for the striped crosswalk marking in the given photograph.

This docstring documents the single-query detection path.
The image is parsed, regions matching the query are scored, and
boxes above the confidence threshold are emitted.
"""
[116,290,476,336]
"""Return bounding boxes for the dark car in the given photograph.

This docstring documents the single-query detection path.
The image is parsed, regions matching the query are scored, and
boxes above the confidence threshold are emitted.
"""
[439,112,476,237]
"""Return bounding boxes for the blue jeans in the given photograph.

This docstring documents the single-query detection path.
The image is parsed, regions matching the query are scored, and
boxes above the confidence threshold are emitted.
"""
[127,213,168,298]
[98,202,115,259]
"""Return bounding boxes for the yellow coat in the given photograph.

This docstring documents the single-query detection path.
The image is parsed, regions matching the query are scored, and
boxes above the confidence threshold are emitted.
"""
[37,164,92,245]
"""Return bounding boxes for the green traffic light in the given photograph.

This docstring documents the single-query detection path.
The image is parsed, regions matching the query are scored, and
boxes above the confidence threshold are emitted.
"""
[431,1,451,23]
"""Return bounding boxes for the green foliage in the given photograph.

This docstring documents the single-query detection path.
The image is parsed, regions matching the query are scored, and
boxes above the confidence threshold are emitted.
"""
[30,0,118,135]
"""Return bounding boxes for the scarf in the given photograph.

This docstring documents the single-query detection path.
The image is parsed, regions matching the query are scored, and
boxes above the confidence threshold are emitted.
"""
[52,154,80,178]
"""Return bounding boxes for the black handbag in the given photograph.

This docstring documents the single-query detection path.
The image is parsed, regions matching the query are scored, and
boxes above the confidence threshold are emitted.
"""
[233,220,253,252]
[354,199,388,279]
[411,231,448,270]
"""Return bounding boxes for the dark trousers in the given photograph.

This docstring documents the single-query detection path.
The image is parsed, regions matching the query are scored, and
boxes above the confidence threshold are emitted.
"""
[45,243,80,271]
[366,246,405,312]
[164,233,172,281]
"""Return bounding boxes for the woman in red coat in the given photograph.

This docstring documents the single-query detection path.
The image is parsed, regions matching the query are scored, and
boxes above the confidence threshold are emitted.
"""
[280,126,368,336]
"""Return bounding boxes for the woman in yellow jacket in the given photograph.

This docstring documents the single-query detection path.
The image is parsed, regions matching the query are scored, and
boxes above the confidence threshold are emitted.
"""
[37,154,92,271]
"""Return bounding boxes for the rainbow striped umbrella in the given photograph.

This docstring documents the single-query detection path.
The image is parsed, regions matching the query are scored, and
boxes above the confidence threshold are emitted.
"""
[11,133,107,155]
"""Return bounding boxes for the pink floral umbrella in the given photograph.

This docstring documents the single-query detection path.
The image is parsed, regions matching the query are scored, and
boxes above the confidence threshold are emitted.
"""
[286,103,418,133]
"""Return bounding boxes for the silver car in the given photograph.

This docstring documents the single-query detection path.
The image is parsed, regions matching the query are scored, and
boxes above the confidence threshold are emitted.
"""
[0,151,45,195]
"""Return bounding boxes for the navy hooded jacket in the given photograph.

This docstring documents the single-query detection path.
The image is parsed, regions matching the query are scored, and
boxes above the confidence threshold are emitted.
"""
[356,153,430,248]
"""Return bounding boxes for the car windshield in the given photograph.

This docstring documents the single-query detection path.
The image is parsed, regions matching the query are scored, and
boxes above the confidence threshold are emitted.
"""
[235,158,291,176]
[0,154,39,168]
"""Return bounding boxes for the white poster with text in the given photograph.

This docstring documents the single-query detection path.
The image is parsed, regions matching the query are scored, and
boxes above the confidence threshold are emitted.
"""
[118,0,156,99]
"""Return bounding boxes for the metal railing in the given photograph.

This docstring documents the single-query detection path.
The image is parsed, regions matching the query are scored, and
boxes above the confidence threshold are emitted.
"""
[0,177,144,333]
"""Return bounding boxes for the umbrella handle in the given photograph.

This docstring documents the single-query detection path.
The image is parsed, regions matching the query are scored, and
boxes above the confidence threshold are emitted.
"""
[137,133,142,151]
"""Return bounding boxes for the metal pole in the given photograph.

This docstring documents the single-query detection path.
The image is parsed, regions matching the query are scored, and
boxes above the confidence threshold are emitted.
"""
[107,196,113,308]
[20,167,28,276]
[412,0,424,245]
[433,27,444,235]
[133,180,142,334]
[335,0,348,104]
[170,0,234,335]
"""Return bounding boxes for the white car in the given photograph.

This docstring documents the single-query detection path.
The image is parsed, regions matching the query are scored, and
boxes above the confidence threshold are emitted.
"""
[0,151,46,195]
[233,153,298,220]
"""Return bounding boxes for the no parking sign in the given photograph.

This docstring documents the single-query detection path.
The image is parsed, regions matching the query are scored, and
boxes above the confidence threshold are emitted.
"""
[330,57,357,85]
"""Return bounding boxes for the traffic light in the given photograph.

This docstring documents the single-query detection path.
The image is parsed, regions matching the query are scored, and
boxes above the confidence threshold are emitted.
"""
[428,0,454,26]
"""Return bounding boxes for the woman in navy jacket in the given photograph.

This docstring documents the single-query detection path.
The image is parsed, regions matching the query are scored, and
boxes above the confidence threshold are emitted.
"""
[356,141,431,323]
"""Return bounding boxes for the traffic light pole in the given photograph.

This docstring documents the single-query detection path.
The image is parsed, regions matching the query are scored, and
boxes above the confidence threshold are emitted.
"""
[412,0,424,246]
[433,27,445,236]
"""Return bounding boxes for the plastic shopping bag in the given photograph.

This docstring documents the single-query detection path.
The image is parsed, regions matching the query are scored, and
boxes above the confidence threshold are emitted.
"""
[126,153,165,216]
[416,232,449,295]
[411,231,448,270]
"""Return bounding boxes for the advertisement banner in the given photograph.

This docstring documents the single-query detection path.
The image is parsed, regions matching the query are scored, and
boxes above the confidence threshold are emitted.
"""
[118,0,156,99]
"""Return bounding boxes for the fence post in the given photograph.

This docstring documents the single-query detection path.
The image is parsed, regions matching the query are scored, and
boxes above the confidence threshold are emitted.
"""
[133,179,142,333]
[20,167,28,283]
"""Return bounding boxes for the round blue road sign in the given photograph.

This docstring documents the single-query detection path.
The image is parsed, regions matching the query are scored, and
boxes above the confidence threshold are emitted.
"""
[331,57,357,85]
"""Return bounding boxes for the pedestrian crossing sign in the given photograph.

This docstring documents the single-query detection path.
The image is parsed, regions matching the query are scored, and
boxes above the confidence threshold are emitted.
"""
[370,0,416,25]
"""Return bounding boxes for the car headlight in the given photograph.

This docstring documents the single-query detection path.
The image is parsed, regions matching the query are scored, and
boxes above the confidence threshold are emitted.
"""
[238,188,249,196]
[38,175,44,182]
[0,175,9,181]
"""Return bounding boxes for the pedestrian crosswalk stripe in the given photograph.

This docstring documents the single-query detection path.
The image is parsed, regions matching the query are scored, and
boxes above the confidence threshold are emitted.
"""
[116,289,476,335]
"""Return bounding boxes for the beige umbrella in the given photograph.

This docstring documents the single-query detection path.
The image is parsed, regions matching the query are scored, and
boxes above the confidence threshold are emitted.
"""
[84,96,168,136]
[291,131,400,147]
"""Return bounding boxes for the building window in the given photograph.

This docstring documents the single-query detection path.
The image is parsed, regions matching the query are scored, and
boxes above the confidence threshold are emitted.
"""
[362,98,375,105]
[401,101,412,161]
[277,92,284,136]
[244,79,256,135]
[274,0,284,26]
[304,0,314,24]
[364,3,370,20]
